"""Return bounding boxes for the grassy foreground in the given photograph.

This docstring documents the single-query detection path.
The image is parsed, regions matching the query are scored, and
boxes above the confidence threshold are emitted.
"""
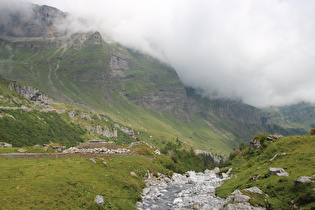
[0,155,170,209]
[216,134,315,209]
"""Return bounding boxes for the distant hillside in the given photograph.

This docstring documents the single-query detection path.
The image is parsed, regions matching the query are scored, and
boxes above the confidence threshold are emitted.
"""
[0,4,314,155]
[0,75,138,147]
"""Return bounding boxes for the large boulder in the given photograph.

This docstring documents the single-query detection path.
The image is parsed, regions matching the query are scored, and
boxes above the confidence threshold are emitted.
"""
[223,187,266,210]
[0,142,12,148]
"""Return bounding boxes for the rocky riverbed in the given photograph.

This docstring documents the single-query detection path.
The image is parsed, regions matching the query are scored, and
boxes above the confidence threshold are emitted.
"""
[136,168,227,210]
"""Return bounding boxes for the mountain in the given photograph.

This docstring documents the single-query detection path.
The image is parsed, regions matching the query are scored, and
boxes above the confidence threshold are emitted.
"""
[0,4,314,155]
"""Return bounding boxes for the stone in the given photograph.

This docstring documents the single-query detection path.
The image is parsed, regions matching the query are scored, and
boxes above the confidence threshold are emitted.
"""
[277,172,289,177]
[142,188,150,195]
[130,172,137,176]
[234,193,250,203]
[135,202,143,209]
[223,202,266,210]
[94,195,105,206]
[269,167,287,176]
[221,173,229,179]
[153,149,161,155]
[249,138,261,152]
[269,154,278,162]
[17,149,27,153]
[244,187,263,194]
[295,176,313,184]
[89,158,96,163]
[173,198,183,205]
[0,142,12,148]
[226,168,233,175]
[172,173,187,183]
[213,167,220,174]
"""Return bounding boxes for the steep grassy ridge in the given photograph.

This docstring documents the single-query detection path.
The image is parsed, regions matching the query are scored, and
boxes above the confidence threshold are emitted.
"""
[216,134,315,209]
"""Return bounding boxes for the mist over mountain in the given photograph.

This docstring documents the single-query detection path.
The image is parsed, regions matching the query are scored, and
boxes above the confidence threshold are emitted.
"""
[0,2,314,154]
[8,0,315,107]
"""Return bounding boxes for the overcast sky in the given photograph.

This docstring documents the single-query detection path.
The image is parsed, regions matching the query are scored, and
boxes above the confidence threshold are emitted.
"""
[3,0,315,106]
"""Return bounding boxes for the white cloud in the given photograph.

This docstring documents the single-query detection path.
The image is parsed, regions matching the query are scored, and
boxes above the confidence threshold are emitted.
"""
[5,0,315,106]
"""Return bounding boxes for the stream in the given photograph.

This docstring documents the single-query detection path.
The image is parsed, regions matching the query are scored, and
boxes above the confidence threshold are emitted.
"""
[136,169,226,210]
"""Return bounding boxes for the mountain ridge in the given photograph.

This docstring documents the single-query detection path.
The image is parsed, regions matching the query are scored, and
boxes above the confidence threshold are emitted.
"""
[0,4,314,155]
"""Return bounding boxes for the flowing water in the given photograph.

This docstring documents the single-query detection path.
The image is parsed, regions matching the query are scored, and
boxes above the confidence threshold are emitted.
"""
[136,171,226,210]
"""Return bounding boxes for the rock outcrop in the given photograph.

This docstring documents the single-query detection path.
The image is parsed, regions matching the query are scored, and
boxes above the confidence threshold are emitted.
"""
[249,135,283,152]
[0,4,67,38]
[8,83,50,105]
[223,187,266,210]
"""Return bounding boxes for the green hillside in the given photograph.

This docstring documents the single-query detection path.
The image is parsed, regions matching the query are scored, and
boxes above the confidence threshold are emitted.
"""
[0,34,239,155]
[216,134,315,209]
[0,25,314,155]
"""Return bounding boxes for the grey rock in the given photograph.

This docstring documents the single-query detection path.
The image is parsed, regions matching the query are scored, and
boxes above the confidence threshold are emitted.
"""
[17,149,27,153]
[295,176,313,184]
[153,149,161,155]
[223,202,265,210]
[277,172,289,177]
[269,167,288,176]
[213,167,220,174]
[234,193,250,203]
[226,168,233,175]
[130,171,137,176]
[221,173,229,179]
[8,83,50,105]
[94,195,105,206]
[249,138,261,152]
[0,142,12,148]
[244,187,263,194]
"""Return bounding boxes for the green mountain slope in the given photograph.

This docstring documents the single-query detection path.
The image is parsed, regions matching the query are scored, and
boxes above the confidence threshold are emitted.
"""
[0,32,238,154]
[217,134,315,209]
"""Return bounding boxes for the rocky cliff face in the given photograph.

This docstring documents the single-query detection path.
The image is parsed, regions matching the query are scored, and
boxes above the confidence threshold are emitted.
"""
[0,4,67,38]
[109,45,191,119]
[8,82,50,105]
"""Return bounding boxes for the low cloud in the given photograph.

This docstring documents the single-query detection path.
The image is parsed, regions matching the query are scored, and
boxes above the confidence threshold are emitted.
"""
[3,0,315,106]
